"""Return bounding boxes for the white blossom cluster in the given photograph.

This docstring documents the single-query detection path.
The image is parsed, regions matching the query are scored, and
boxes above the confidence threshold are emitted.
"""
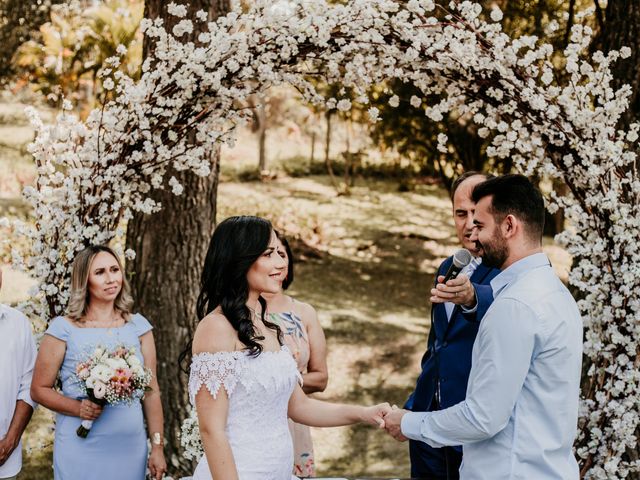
[9,1,639,476]
[179,407,203,461]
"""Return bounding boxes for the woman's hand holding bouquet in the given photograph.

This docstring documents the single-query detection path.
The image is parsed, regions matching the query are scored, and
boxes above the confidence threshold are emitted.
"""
[75,345,152,438]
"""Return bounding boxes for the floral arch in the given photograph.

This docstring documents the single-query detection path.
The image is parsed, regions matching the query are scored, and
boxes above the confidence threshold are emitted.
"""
[10,0,639,478]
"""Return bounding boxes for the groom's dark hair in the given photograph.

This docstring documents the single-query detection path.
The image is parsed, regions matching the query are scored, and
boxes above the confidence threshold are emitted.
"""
[472,174,545,242]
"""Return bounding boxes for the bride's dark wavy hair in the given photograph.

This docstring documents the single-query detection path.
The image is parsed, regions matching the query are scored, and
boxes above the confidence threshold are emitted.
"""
[179,216,283,371]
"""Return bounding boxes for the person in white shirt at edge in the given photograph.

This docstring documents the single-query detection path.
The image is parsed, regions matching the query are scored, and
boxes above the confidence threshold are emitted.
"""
[383,174,583,480]
[0,268,37,480]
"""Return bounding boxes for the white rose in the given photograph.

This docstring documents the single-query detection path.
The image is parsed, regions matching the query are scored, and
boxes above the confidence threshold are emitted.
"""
[91,364,114,383]
[127,355,142,367]
[105,357,128,370]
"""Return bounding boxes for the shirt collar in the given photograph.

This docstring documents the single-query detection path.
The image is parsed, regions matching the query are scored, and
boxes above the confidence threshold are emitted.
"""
[0,303,8,320]
[490,252,550,298]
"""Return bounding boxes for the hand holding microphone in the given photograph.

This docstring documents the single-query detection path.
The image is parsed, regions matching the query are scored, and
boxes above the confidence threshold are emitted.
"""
[430,248,477,307]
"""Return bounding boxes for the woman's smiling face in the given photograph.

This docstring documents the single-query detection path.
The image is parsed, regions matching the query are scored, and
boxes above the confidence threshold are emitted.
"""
[246,230,287,295]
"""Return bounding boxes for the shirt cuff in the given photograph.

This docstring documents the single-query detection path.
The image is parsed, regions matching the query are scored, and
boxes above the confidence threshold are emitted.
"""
[401,411,428,441]
[17,389,36,409]
[460,290,478,314]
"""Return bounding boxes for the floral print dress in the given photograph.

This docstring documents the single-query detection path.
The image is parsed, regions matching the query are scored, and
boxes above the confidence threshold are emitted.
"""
[269,309,315,478]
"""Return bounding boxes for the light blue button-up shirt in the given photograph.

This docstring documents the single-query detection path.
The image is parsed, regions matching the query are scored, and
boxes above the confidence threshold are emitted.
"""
[402,253,583,479]
[0,304,37,478]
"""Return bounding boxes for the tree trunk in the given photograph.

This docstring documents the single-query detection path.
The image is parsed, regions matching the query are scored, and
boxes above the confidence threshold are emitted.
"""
[257,100,267,172]
[310,130,316,166]
[594,0,640,129]
[127,0,229,475]
[343,119,351,191]
[324,109,338,189]
[564,0,577,47]
[592,6,640,474]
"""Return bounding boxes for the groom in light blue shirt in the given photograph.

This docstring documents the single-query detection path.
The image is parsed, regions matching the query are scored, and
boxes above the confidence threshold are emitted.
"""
[384,174,583,479]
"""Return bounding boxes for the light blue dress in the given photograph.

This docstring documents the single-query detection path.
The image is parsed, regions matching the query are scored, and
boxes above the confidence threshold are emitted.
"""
[45,314,153,480]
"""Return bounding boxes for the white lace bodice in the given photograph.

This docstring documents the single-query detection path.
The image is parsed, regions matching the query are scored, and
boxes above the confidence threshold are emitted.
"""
[188,346,301,480]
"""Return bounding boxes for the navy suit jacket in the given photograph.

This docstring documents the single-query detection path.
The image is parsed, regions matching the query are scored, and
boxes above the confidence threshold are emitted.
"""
[406,256,499,473]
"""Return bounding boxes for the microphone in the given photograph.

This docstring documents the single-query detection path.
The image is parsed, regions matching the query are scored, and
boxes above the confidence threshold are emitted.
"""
[442,248,473,282]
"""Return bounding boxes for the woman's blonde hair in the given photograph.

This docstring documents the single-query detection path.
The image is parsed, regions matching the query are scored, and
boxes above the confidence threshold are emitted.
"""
[66,245,134,321]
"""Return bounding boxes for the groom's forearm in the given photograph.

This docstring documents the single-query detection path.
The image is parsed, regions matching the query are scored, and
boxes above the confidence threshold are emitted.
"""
[400,403,489,447]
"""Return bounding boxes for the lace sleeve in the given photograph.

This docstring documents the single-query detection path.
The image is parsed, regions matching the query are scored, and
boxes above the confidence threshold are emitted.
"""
[188,351,247,404]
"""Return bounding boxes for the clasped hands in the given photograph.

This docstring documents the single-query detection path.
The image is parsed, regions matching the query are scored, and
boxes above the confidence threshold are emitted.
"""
[362,403,409,442]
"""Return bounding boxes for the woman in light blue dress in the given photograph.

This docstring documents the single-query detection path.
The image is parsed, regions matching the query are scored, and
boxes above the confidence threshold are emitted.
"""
[31,245,167,480]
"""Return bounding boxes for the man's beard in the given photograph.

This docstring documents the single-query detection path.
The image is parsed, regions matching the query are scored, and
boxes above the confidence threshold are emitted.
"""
[477,229,509,269]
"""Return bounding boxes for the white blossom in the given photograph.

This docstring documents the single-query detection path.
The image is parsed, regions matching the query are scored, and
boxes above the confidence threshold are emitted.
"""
[167,2,187,18]
[196,10,208,22]
[490,6,503,22]
[336,99,352,112]
[437,133,448,153]
[173,19,193,37]
[168,176,184,195]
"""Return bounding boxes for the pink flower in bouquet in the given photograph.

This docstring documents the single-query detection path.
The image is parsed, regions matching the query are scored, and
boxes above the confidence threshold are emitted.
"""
[114,346,128,358]
[113,367,132,382]
[77,367,90,380]
[93,381,107,400]
[111,368,132,396]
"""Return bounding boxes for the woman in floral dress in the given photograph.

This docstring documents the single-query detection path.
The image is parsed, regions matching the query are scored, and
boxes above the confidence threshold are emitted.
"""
[264,233,328,477]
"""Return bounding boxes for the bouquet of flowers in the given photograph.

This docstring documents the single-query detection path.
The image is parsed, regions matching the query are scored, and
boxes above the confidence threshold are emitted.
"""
[75,344,152,438]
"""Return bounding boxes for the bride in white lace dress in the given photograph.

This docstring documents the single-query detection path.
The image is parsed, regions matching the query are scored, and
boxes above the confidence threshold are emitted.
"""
[182,216,390,480]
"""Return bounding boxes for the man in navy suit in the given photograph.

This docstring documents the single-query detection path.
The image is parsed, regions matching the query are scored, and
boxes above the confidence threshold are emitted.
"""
[403,172,500,479]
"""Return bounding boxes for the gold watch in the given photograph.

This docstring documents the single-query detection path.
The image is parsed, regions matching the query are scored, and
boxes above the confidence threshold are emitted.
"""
[152,432,163,446]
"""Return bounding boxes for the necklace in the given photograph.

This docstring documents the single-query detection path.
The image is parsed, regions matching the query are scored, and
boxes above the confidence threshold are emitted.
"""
[81,312,123,334]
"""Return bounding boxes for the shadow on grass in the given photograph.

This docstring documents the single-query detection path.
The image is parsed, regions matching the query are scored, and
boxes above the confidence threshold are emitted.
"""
[318,317,419,477]
[293,246,435,322]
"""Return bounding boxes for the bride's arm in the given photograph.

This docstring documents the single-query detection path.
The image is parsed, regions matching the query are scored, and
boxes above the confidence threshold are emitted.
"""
[195,388,238,480]
[288,384,390,428]
[193,313,240,480]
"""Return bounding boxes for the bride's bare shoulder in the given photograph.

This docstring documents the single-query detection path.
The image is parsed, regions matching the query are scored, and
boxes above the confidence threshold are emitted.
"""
[193,310,239,354]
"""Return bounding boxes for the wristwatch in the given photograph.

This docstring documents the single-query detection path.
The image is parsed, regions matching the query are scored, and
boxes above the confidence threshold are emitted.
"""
[152,432,163,446]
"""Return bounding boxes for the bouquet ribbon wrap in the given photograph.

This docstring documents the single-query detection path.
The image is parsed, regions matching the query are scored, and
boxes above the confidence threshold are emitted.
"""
[76,389,108,438]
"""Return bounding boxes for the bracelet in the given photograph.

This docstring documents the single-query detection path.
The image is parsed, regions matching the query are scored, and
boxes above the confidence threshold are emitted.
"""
[152,432,164,446]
